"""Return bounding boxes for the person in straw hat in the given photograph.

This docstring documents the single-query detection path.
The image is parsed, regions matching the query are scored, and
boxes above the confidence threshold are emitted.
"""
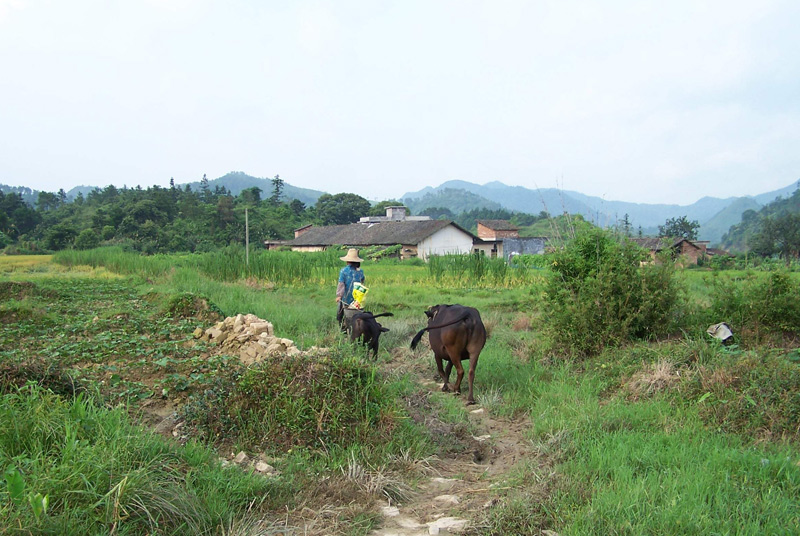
[336,248,365,331]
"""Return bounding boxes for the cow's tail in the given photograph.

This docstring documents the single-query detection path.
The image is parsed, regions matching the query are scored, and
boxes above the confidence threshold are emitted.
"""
[410,328,427,350]
[357,312,394,320]
[409,311,471,350]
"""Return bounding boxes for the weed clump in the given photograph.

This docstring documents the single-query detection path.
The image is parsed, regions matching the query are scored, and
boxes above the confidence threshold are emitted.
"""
[182,351,397,453]
[543,228,682,357]
[164,292,223,322]
[679,350,800,441]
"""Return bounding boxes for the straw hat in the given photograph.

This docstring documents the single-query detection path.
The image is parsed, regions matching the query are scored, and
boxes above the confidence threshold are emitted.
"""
[340,248,364,263]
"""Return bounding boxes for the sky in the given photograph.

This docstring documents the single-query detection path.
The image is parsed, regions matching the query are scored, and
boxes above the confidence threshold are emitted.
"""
[1,0,799,205]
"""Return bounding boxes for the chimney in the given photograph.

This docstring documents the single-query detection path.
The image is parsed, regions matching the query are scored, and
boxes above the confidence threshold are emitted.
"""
[386,206,407,221]
[294,224,313,238]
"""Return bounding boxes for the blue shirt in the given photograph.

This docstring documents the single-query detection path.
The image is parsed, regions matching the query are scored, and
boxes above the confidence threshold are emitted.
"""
[338,265,365,306]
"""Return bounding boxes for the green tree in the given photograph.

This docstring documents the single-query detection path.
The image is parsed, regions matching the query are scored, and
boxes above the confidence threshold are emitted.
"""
[270,175,284,205]
[36,191,60,212]
[199,174,211,203]
[750,213,800,263]
[315,193,371,225]
[45,224,77,250]
[658,216,700,240]
[368,200,407,217]
[75,229,100,250]
[239,187,262,207]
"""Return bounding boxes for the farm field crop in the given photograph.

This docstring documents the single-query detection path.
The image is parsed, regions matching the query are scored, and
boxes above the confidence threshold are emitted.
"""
[1,251,799,535]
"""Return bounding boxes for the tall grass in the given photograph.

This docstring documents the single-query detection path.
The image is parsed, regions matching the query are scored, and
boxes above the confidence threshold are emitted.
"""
[427,253,544,288]
[0,384,282,534]
[54,247,179,279]
[54,246,341,286]
[196,247,340,285]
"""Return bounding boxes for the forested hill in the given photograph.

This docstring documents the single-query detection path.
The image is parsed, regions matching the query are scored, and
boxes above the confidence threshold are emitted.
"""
[721,185,800,256]
[181,171,325,207]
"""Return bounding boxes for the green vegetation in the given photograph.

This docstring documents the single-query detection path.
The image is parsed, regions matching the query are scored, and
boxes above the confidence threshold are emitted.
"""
[723,184,800,256]
[543,228,682,356]
[2,235,800,534]
[0,384,281,534]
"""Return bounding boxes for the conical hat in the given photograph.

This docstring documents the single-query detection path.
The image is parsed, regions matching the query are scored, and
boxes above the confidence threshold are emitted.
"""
[340,248,364,262]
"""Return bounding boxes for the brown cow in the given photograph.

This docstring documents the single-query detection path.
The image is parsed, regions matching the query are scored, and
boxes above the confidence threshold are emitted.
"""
[410,304,486,404]
[350,312,393,358]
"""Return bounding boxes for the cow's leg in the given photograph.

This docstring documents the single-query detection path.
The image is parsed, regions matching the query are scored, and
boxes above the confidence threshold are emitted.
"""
[435,357,450,392]
[465,355,478,404]
[442,361,454,392]
[451,357,465,396]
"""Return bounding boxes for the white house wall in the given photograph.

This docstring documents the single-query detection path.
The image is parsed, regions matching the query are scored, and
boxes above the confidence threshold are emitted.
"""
[417,226,474,260]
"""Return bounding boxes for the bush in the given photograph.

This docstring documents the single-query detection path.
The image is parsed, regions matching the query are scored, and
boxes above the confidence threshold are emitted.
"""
[708,270,800,342]
[543,228,682,356]
[74,229,100,250]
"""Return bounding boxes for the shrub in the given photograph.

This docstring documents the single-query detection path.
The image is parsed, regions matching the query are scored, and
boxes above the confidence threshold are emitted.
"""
[543,228,682,356]
[708,270,800,342]
[74,229,100,250]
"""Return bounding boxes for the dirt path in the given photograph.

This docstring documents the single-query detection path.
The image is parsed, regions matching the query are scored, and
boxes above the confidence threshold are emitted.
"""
[371,378,534,535]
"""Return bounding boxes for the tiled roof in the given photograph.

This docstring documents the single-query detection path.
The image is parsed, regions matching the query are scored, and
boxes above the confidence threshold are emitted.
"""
[630,237,696,251]
[290,220,472,246]
[477,219,518,231]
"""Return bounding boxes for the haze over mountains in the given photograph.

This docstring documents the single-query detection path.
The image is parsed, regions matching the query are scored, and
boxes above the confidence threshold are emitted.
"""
[5,172,797,246]
[401,180,799,244]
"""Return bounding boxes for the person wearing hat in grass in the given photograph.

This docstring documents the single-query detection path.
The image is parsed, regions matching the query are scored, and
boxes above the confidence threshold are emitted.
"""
[336,248,365,331]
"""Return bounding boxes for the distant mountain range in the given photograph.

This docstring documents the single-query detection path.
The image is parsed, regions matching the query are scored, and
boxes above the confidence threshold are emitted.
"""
[401,180,800,245]
[5,172,798,246]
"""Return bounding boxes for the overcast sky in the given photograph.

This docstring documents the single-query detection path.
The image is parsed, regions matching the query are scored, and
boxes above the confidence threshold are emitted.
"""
[1,0,798,205]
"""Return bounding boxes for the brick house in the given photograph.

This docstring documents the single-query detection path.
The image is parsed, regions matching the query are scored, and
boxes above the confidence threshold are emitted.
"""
[631,237,708,265]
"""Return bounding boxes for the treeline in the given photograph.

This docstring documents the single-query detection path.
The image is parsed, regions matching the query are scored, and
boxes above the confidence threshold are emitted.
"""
[0,177,401,254]
[417,206,550,231]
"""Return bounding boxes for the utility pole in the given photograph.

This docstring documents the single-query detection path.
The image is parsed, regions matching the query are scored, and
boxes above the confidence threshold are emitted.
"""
[245,208,249,268]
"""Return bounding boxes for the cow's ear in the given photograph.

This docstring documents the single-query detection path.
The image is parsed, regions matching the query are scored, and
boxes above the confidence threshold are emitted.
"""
[424,309,434,318]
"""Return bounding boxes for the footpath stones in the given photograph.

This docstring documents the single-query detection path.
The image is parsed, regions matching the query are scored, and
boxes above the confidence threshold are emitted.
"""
[194,313,304,364]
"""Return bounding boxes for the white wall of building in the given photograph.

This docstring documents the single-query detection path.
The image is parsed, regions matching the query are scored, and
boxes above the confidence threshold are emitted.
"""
[417,226,474,260]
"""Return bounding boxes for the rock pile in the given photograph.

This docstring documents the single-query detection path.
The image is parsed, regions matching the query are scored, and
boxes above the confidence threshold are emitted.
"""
[193,313,302,365]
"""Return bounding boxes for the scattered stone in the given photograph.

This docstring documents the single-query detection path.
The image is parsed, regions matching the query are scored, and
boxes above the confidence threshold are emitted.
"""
[233,451,249,465]
[192,327,204,338]
[472,434,491,442]
[542,531,560,536]
[433,494,460,505]
[254,461,275,473]
[427,517,468,533]
[470,408,485,415]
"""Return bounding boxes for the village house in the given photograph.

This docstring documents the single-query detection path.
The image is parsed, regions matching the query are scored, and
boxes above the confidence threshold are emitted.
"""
[631,237,708,265]
[472,219,548,261]
[286,206,477,260]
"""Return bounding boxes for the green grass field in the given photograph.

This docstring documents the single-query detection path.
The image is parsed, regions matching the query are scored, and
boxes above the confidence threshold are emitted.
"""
[1,251,798,534]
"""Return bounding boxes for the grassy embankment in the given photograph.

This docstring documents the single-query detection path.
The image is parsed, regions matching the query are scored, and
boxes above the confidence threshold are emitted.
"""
[1,250,799,534]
